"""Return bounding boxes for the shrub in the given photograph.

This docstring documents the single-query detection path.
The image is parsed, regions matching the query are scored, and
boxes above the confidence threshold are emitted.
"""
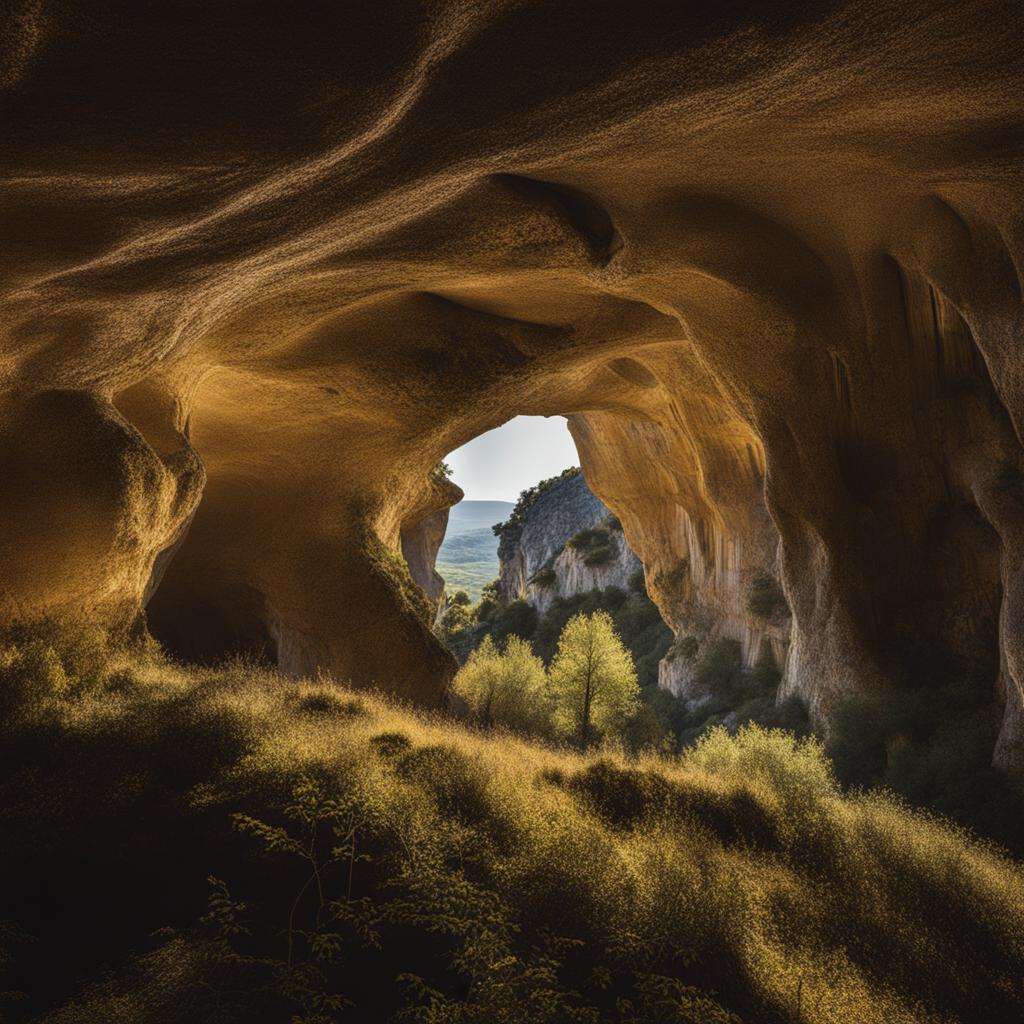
[369,730,412,758]
[529,567,556,587]
[567,526,611,552]
[746,571,788,619]
[491,599,538,644]
[583,544,614,567]
[4,634,1024,1024]
[695,638,744,697]
[452,635,550,735]
[450,590,471,607]
[677,635,699,661]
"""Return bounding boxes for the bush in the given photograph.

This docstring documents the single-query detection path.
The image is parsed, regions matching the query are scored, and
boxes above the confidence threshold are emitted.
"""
[746,571,788,619]
[529,567,556,587]
[567,526,611,552]
[677,635,699,661]
[491,599,538,644]
[3,635,1024,1024]
[583,544,613,567]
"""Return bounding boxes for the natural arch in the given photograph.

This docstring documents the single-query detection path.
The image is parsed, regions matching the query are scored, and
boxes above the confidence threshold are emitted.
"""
[1,0,1022,771]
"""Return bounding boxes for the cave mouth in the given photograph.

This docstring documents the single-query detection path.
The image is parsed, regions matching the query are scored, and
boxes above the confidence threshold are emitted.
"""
[435,414,583,603]
[146,577,278,668]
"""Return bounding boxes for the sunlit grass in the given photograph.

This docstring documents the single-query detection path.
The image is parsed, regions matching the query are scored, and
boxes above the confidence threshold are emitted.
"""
[1,625,1022,1023]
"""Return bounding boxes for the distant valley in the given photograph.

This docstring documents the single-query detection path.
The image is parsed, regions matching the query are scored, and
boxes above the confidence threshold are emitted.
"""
[435,500,512,599]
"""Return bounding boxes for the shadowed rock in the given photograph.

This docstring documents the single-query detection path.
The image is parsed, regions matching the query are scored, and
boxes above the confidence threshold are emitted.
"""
[1,1,1023,760]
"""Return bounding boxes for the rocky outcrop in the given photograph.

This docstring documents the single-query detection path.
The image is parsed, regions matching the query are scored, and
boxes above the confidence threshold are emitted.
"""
[495,471,641,613]
[1,1,1024,769]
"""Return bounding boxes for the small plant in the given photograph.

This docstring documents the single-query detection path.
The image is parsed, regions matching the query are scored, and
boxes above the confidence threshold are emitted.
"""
[205,776,381,1023]
[677,635,699,661]
[747,571,788,620]
[583,544,613,567]
[529,567,557,587]
[567,526,611,552]
[431,460,454,480]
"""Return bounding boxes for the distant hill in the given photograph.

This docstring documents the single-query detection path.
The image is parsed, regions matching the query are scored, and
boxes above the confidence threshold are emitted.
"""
[436,500,512,600]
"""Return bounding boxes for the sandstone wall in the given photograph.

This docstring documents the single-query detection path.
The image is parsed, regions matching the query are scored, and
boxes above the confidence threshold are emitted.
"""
[1,1,1023,765]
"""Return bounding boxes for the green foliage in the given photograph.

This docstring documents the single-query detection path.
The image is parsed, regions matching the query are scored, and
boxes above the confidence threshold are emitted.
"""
[529,567,557,588]
[450,590,471,607]
[548,612,640,748]
[475,580,501,622]
[745,572,787,620]
[4,634,1024,1024]
[453,636,550,735]
[567,527,611,554]
[676,636,699,661]
[583,545,613,567]
[826,676,1024,851]
[672,642,810,752]
[366,534,436,629]
[432,461,455,481]
[628,569,646,595]
[491,599,539,646]
[492,467,581,537]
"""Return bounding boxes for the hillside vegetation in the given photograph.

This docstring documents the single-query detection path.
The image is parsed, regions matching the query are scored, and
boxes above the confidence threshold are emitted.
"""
[1,626,1023,1023]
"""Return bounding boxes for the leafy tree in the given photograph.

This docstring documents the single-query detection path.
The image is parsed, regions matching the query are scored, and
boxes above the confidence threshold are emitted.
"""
[548,612,639,748]
[453,636,549,734]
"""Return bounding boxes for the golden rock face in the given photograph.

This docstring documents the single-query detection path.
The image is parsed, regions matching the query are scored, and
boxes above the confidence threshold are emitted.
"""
[2,2,1023,760]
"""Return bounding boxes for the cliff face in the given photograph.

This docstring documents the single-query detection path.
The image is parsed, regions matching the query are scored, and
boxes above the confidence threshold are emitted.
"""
[2,1,1024,769]
[495,471,641,613]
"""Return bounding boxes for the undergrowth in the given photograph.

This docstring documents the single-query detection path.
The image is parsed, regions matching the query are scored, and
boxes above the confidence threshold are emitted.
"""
[0,626,1022,1023]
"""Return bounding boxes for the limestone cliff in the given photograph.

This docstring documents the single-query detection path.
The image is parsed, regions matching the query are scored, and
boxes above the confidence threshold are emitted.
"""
[2,1,1024,770]
[494,470,641,613]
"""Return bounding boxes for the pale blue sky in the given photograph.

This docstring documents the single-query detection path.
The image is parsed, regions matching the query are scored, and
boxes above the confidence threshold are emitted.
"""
[447,416,580,501]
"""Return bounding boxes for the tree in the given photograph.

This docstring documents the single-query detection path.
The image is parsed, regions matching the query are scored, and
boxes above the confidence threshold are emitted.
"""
[548,612,639,748]
[453,635,549,734]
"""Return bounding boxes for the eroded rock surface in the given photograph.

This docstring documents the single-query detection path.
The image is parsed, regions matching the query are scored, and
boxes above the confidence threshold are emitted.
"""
[494,470,641,614]
[2,1,1024,762]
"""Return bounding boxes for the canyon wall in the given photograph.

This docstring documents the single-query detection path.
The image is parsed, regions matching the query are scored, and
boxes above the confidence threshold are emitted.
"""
[494,470,641,614]
[1,1,1024,767]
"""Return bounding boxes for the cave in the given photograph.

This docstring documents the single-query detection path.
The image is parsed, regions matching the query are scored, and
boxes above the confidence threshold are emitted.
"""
[1,0,1023,771]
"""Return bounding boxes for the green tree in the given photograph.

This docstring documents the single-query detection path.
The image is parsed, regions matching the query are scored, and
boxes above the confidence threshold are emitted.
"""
[453,635,549,734]
[548,611,639,748]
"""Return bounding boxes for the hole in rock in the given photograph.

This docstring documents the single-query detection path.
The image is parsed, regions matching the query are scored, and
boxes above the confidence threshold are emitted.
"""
[147,577,277,667]
[434,415,674,689]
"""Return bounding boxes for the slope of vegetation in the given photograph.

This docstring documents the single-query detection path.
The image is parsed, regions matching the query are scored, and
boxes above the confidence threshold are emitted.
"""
[1,626,1023,1024]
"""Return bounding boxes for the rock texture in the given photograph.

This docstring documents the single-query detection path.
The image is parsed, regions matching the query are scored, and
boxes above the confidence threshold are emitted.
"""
[495,470,641,614]
[2,1,1024,766]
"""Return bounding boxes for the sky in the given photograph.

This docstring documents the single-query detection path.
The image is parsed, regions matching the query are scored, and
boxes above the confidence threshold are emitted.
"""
[446,416,580,502]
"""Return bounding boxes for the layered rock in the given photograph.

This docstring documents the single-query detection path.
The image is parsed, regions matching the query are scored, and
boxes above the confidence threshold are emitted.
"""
[494,470,641,614]
[0,1,1023,768]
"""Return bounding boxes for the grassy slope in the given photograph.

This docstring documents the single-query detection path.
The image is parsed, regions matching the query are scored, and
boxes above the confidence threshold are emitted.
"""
[1,629,1023,1023]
